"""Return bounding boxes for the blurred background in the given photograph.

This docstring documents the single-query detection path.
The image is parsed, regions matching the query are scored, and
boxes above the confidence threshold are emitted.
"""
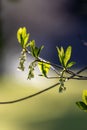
[0,0,87,130]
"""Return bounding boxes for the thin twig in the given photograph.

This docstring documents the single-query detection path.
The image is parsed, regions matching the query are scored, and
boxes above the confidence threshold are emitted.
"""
[0,83,59,104]
[0,49,87,104]
[68,66,87,80]
[0,66,87,104]
[67,69,87,78]
[26,49,62,75]
[26,49,87,79]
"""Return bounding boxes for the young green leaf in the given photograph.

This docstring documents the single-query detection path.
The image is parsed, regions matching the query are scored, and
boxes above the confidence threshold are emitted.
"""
[82,90,87,105]
[38,62,50,77]
[63,46,72,67]
[22,27,27,38]
[17,27,29,48]
[29,40,36,57]
[60,46,64,57]
[29,40,44,58]
[29,40,35,48]
[76,101,87,110]
[67,61,76,68]
[56,46,64,65]
[17,28,23,43]
[37,45,44,57]
[23,34,29,47]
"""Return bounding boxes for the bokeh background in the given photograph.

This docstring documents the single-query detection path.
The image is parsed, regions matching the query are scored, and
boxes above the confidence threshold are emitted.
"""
[0,0,87,130]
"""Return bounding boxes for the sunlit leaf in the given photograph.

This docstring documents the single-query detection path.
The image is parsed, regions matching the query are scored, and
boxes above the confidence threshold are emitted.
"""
[29,40,44,58]
[29,40,35,48]
[56,47,62,63]
[17,27,23,43]
[24,34,29,47]
[37,45,44,56]
[34,45,44,57]
[64,46,72,67]
[82,90,87,105]
[67,61,76,68]
[38,62,50,77]
[29,40,36,57]
[17,27,29,48]
[56,46,64,65]
[76,101,87,110]
[60,47,64,58]
[22,27,27,39]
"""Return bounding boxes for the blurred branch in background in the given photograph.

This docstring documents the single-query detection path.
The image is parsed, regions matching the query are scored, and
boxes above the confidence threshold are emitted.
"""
[0,0,4,76]
[7,0,20,3]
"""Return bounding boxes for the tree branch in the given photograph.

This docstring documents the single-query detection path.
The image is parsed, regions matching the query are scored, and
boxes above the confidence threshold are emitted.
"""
[0,83,60,104]
[0,65,87,104]
[68,66,87,80]
[0,49,87,104]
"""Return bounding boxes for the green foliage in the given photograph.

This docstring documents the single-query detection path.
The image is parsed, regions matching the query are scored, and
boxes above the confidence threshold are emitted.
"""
[17,27,76,92]
[17,27,30,71]
[64,46,72,67]
[17,27,78,94]
[57,46,75,69]
[56,46,75,92]
[17,27,49,80]
[66,61,75,68]
[56,46,64,65]
[38,62,50,77]
[82,90,87,105]
[76,101,87,110]
[29,40,44,58]
[76,90,87,111]
[17,27,29,49]
[0,26,87,107]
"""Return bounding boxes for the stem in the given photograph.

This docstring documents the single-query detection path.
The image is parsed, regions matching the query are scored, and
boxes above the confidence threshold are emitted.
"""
[0,48,87,104]
[26,49,87,79]
[0,66,87,104]
[0,83,59,104]
[68,66,87,80]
